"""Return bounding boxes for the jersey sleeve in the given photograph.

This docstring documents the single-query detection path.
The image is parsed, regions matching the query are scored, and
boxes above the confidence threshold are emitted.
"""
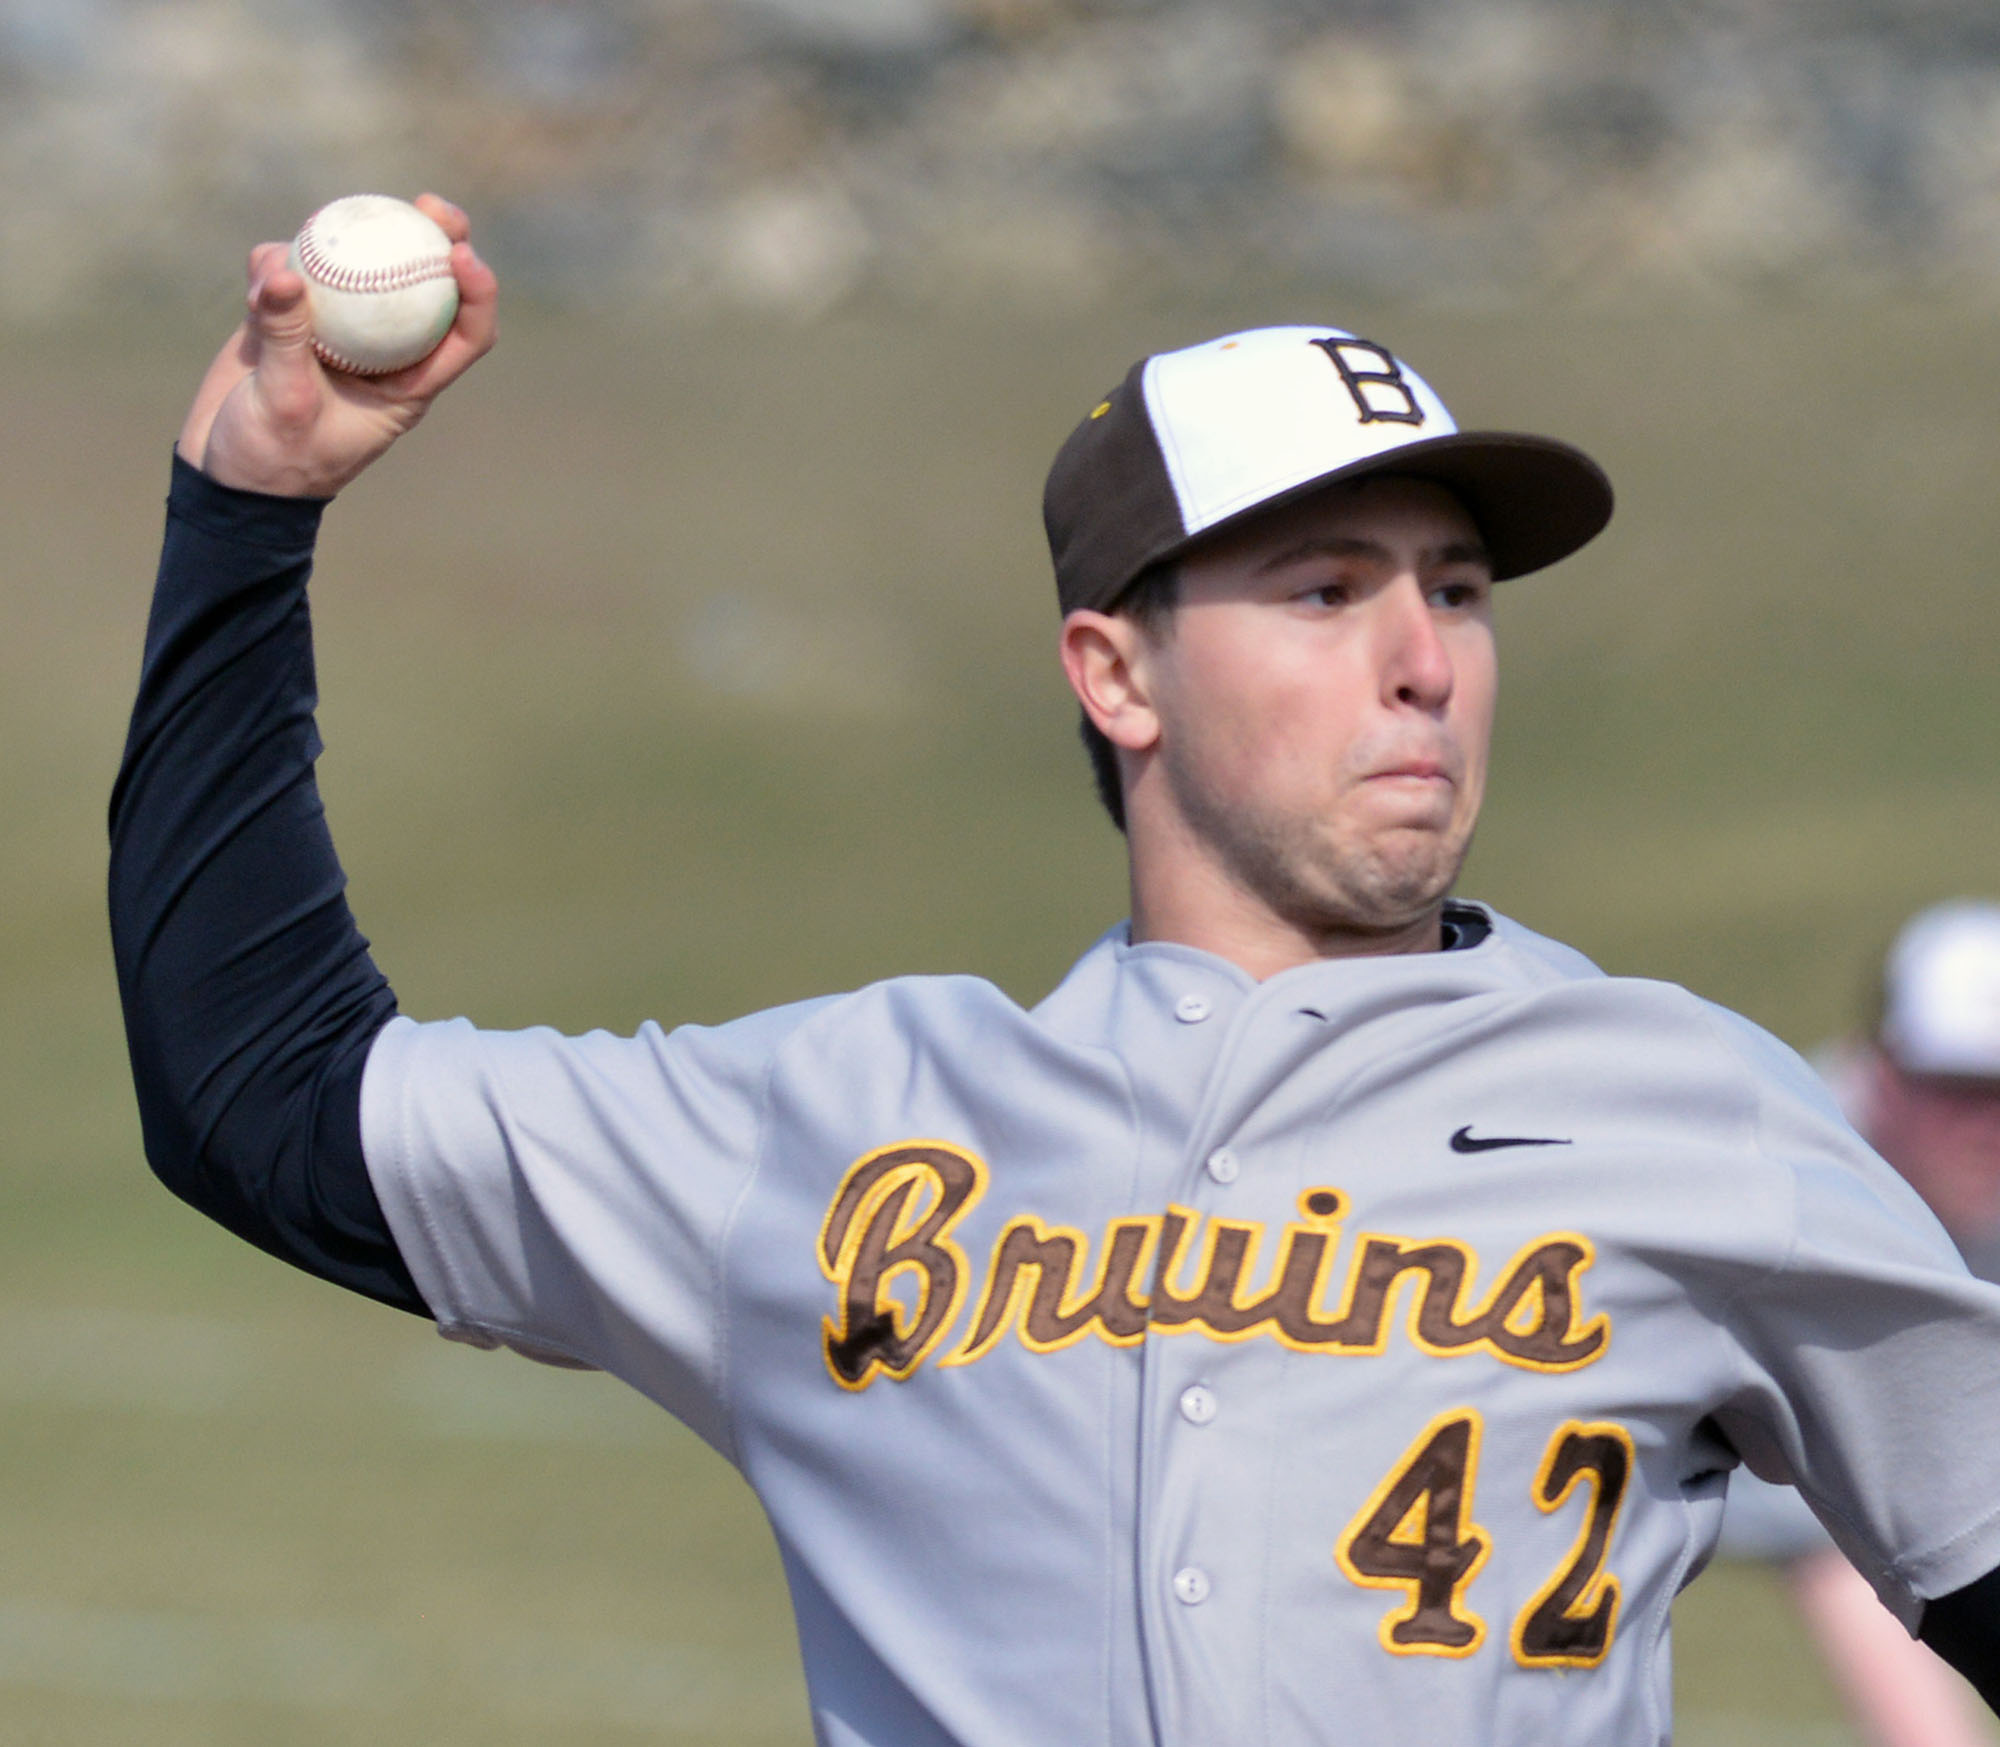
[360,998,829,1458]
[1700,1007,2000,1627]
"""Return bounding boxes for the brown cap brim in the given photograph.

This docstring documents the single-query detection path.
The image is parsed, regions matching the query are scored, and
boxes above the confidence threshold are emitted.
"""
[1158,429,1615,587]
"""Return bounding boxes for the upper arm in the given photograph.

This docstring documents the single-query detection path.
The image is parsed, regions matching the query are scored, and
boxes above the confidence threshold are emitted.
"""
[359,1000,831,1454]
[1696,1002,2000,1624]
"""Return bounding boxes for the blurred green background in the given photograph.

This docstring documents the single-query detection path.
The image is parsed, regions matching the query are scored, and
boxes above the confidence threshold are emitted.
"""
[1,287,1996,1743]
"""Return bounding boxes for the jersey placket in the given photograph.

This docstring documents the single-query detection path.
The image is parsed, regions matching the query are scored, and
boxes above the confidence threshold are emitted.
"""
[1125,967,1335,1746]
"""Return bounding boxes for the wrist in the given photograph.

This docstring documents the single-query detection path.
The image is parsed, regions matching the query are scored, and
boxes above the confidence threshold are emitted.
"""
[176,438,347,501]
[167,450,331,546]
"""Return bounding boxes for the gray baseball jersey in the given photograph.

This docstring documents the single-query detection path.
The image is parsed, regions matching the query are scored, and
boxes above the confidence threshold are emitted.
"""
[361,906,2000,1747]
[1717,1043,2000,1567]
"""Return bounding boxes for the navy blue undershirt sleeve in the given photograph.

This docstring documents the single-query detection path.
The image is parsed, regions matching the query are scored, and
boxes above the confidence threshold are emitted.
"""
[108,453,426,1315]
[1919,1566,2000,1707]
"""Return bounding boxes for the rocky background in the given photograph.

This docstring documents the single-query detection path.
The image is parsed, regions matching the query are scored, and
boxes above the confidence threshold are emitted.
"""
[6,0,2000,320]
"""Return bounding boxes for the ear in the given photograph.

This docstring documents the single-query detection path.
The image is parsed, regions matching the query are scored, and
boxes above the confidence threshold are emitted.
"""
[1060,610,1161,754]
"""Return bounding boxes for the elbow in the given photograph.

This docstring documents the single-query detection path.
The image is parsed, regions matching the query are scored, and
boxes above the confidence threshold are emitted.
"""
[121,1021,226,1217]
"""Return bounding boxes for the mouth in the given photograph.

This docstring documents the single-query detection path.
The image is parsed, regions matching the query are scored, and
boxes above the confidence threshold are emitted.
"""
[1365,759,1453,785]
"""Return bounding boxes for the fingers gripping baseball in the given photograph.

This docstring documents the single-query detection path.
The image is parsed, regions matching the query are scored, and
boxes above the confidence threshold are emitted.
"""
[177,195,497,499]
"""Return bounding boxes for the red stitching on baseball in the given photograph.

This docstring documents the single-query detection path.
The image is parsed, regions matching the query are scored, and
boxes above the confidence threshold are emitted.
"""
[310,336,398,377]
[296,207,452,296]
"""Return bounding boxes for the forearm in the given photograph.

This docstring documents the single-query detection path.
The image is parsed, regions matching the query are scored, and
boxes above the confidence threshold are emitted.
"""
[109,454,424,1314]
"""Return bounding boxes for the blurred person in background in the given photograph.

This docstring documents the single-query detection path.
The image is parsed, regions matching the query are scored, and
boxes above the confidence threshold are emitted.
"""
[1719,900,2000,1747]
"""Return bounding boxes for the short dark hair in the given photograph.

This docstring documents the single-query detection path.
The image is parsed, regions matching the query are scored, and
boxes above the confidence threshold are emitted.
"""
[1078,560,1181,833]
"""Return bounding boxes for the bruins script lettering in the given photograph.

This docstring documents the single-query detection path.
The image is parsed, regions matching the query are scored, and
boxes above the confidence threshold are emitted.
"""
[819,1143,1610,1391]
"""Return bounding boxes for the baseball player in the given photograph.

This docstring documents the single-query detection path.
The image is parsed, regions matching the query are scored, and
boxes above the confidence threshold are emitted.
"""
[1717,901,2000,1746]
[111,196,2000,1744]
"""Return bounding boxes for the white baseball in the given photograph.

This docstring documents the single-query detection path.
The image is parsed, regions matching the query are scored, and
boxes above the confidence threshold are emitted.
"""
[287,195,460,376]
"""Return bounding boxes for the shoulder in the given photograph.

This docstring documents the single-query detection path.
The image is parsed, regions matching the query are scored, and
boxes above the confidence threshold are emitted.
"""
[366,963,1072,1140]
[1468,906,1861,1154]
[755,970,1073,1084]
[1477,907,1811,1075]
[1479,907,1610,984]
[777,968,1030,1037]
[1465,919,1952,1280]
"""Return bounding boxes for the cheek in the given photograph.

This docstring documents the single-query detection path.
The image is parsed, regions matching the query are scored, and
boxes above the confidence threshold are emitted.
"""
[1894,1103,2000,1174]
[1170,630,1326,771]
[1450,634,1498,760]
[1215,661,1370,787]
[1937,1105,2000,1156]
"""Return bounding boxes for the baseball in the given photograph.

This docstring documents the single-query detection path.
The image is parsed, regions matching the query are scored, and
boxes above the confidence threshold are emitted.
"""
[287,195,459,376]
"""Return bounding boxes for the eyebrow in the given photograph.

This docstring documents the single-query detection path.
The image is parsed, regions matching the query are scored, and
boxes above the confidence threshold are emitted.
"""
[1253,534,1494,573]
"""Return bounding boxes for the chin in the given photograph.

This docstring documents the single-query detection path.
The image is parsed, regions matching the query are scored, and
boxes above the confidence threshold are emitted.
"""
[1317,834,1466,930]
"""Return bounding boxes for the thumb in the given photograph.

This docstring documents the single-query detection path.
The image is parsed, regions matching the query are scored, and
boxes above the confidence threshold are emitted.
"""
[245,259,326,424]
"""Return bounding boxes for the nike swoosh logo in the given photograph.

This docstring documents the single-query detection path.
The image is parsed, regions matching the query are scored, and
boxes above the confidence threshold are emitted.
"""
[1450,1126,1573,1154]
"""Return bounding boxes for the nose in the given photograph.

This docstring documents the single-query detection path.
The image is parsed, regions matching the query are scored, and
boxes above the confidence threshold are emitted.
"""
[1375,576,1454,712]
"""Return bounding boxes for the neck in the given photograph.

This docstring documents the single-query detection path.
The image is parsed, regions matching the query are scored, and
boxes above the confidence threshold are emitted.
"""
[1127,846,1445,980]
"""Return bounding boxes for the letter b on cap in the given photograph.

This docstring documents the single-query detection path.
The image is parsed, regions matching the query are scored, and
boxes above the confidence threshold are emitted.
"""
[1311,337,1426,427]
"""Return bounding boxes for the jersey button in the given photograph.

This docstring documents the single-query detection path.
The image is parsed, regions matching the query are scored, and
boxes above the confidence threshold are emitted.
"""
[1172,1566,1212,1606]
[1204,1148,1239,1185]
[1174,994,1212,1024]
[1178,1384,1218,1425]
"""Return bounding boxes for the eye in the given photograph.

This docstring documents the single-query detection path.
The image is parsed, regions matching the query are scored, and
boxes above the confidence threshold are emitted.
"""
[1295,580,1353,608]
[1427,576,1491,610]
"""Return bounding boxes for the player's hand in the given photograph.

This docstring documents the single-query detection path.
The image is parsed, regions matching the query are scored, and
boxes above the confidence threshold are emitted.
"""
[175,193,498,498]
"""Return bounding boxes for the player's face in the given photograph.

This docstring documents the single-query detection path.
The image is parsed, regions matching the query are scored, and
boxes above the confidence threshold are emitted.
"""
[1867,1060,2000,1239]
[1128,476,1496,952]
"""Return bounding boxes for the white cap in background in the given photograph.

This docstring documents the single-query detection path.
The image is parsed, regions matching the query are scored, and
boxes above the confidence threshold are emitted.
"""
[1878,901,2000,1079]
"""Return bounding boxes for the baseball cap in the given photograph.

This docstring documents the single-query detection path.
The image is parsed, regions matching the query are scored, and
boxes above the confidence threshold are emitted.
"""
[1044,325,1614,615]
[1877,901,2000,1079]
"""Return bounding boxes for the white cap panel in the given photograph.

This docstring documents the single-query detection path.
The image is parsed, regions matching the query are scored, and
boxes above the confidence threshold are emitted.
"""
[1881,901,2000,1077]
[1140,326,1458,538]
